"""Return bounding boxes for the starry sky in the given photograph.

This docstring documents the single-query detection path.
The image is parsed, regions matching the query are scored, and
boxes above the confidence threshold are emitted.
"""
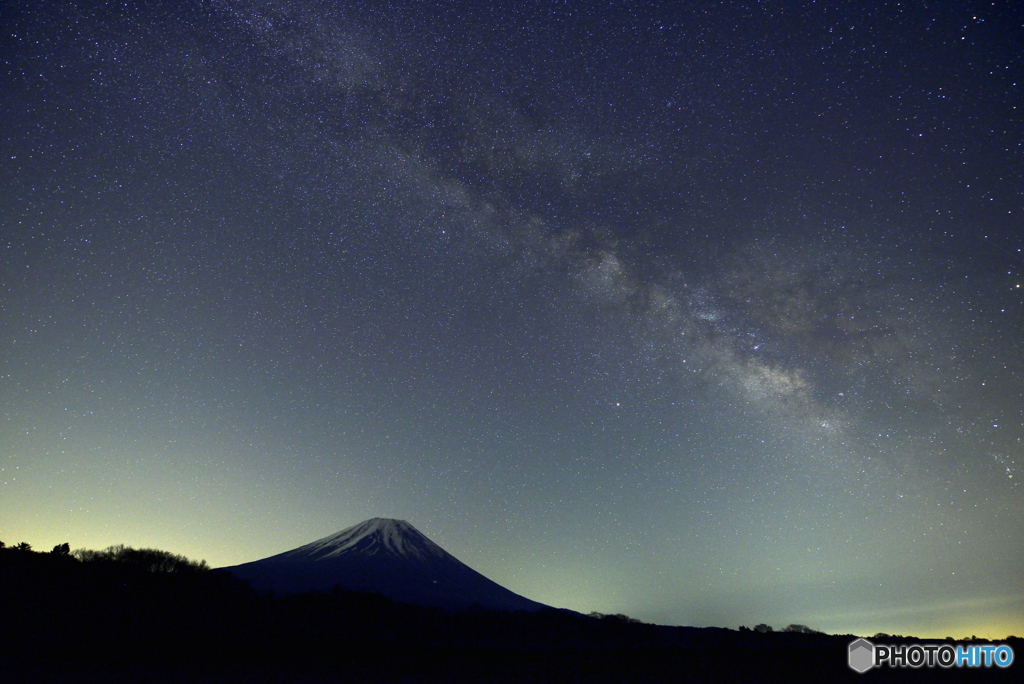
[2,0,1022,639]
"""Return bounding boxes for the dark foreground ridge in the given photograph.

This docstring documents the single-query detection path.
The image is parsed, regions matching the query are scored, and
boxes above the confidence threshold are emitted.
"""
[219,517,548,612]
[1,543,1019,683]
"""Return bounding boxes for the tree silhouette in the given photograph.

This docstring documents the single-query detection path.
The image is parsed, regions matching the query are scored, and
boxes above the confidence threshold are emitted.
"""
[14,542,32,551]
[73,544,208,572]
[51,542,71,556]
[587,612,641,624]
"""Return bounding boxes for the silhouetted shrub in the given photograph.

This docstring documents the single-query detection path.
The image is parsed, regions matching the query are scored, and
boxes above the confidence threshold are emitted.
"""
[754,623,773,633]
[50,543,71,556]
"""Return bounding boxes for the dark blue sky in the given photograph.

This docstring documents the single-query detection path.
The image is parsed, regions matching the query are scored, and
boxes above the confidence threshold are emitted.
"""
[2,0,1022,637]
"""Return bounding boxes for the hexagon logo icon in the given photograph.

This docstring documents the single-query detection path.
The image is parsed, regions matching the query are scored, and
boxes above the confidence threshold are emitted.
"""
[848,638,875,673]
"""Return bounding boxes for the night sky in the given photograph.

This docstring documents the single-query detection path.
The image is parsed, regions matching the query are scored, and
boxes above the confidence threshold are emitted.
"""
[2,1,1022,639]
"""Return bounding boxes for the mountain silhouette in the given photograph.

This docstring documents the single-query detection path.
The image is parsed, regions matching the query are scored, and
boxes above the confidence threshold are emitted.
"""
[220,518,548,612]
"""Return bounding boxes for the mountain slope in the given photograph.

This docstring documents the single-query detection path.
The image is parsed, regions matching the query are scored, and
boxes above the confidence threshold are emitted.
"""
[220,518,548,612]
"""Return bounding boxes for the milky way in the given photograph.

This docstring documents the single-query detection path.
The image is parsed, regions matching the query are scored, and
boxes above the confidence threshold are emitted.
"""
[2,1,1022,637]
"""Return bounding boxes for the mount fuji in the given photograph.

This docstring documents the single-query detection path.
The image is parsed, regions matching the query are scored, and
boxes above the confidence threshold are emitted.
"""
[220,518,549,613]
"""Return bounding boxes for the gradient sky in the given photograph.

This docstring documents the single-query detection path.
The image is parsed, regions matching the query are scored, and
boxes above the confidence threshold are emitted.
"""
[2,0,1022,639]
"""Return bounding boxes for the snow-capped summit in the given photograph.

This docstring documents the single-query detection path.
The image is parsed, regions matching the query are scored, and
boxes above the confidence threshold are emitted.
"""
[220,518,549,613]
[267,518,449,563]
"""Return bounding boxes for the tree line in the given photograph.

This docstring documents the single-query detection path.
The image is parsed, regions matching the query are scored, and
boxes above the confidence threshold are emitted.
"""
[0,539,208,571]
